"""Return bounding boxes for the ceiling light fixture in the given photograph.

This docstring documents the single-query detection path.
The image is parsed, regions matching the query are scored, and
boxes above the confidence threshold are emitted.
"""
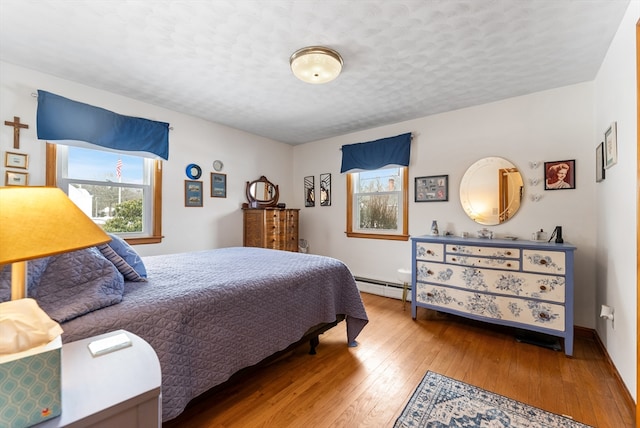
[290,46,343,84]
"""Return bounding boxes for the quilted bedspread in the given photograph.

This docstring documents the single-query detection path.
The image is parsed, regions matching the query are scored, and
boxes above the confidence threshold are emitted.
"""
[59,247,368,421]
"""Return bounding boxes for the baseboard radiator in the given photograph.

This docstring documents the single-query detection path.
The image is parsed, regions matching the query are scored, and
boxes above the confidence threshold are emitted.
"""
[354,276,411,301]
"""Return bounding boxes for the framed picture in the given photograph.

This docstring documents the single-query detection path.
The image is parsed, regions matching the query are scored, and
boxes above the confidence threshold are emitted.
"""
[415,175,448,202]
[604,122,617,169]
[320,173,331,206]
[4,151,28,169]
[5,171,28,186]
[304,175,315,207]
[544,160,575,190]
[210,173,227,198]
[184,180,203,207]
[596,142,605,182]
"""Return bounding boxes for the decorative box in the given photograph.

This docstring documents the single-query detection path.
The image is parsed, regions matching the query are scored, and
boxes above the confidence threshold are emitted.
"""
[0,336,62,427]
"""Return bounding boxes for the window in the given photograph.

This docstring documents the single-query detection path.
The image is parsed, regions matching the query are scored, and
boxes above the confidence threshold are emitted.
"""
[46,143,162,244]
[346,166,409,241]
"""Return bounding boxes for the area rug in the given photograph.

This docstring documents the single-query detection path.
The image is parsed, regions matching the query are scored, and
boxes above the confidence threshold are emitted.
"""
[394,371,592,428]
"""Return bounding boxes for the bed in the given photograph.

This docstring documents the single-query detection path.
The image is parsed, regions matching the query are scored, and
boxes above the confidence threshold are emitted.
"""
[0,243,369,422]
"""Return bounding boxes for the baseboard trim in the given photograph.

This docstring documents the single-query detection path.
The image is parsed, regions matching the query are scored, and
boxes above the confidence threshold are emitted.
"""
[577,326,636,414]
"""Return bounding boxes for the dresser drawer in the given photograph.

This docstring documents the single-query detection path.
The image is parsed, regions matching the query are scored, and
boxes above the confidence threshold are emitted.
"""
[416,261,565,303]
[415,283,565,331]
[445,254,520,271]
[447,244,520,259]
[415,242,444,261]
[523,250,566,274]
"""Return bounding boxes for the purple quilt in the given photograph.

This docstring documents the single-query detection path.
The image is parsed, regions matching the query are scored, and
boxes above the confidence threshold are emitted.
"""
[59,247,368,421]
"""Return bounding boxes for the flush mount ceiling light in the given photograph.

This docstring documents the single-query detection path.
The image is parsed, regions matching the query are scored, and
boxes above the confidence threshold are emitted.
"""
[290,46,343,84]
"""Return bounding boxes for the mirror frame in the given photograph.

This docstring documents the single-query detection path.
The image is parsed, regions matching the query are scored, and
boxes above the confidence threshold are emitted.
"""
[245,175,279,208]
[459,157,523,226]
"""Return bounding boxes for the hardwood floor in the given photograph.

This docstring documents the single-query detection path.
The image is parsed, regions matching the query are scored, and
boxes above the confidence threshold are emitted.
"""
[163,293,634,427]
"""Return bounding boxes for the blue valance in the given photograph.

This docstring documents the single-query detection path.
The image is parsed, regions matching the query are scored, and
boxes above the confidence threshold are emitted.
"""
[36,90,170,160]
[340,133,411,173]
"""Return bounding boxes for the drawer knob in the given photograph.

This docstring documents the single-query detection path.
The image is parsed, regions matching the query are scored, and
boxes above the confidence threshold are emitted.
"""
[506,251,512,256]
[506,263,512,267]
[451,257,457,262]
[426,270,434,275]
[539,259,548,265]
[539,285,547,291]
[426,250,433,255]
[451,247,457,251]
[426,292,434,297]
[538,312,549,320]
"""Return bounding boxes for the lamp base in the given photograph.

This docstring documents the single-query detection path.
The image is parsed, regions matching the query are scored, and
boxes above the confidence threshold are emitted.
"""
[11,261,27,300]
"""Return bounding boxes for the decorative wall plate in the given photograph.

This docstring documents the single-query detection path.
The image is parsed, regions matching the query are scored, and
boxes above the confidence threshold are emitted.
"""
[186,163,202,179]
[213,160,224,171]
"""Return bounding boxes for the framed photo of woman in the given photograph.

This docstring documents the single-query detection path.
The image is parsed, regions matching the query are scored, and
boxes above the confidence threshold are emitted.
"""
[544,160,575,190]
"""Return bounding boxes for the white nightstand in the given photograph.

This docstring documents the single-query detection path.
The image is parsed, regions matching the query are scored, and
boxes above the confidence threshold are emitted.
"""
[34,330,161,427]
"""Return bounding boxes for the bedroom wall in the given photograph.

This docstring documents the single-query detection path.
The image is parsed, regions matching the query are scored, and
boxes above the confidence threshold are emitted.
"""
[293,82,597,327]
[593,2,638,401]
[0,61,295,257]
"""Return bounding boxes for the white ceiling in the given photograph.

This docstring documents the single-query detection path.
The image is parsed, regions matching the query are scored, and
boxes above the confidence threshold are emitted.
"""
[0,0,630,145]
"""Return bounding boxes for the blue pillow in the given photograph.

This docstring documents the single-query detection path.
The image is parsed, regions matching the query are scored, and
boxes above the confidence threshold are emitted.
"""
[97,244,146,282]
[106,233,147,278]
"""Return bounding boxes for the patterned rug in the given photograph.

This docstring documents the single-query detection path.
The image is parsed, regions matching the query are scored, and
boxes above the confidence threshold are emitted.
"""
[394,371,592,428]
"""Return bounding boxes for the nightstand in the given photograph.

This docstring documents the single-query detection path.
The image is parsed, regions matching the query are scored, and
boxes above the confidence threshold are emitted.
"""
[34,330,161,427]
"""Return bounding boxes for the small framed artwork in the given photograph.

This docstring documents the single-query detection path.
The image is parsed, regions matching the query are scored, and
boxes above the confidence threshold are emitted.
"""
[604,122,617,169]
[596,142,605,182]
[211,173,227,198]
[185,180,203,207]
[544,160,575,190]
[415,175,448,202]
[304,175,315,207]
[5,171,28,186]
[320,173,331,206]
[5,151,28,169]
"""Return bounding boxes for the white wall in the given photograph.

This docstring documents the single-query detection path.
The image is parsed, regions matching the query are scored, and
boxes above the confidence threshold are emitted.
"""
[294,82,597,327]
[0,61,295,256]
[594,1,638,401]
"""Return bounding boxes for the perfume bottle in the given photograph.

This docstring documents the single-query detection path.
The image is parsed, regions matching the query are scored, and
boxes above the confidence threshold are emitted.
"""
[431,220,439,236]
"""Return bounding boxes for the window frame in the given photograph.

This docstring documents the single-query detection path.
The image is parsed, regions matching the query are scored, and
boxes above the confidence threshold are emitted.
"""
[346,166,409,241]
[46,143,163,245]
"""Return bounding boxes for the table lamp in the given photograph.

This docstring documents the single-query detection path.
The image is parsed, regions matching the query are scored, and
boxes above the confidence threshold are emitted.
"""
[0,186,111,300]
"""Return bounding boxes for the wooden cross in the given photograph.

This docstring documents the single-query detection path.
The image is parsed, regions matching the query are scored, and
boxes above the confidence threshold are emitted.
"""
[4,116,29,149]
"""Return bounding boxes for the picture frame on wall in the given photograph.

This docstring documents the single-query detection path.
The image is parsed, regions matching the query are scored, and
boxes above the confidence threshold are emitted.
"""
[185,180,203,207]
[4,151,28,169]
[5,171,28,186]
[544,160,576,190]
[320,173,331,206]
[304,175,315,207]
[415,175,448,202]
[604,122,617,169]
[211,173,227,198]
[596,142,605,182]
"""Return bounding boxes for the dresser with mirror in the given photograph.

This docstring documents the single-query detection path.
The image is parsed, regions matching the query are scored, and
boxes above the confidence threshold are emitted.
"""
[242,176,299,252]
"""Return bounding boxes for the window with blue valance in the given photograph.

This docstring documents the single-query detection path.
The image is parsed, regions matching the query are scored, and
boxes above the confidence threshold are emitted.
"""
[340,132,411,173]
[36,90,170,160]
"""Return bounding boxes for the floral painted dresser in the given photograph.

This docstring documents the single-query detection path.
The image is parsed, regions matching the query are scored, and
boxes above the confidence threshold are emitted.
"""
[411,235,577,356]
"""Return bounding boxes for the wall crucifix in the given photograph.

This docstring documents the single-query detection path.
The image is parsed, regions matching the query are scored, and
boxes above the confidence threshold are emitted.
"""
[4,116,29,149]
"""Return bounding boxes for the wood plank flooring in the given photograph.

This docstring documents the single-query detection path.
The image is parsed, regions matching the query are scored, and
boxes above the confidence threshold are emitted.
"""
[163,293,634,427]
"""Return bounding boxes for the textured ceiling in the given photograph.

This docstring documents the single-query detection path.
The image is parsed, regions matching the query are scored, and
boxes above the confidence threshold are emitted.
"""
[0,0,630,145]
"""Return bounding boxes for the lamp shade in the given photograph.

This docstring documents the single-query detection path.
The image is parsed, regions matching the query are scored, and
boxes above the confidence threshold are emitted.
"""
[290,46,343,84]
[0,186,110,264]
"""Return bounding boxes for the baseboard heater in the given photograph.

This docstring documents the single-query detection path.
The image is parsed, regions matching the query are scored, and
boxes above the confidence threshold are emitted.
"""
[353,276,408,290]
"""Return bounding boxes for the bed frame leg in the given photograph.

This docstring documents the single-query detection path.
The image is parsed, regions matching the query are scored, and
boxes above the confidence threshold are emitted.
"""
[309,336,319,355]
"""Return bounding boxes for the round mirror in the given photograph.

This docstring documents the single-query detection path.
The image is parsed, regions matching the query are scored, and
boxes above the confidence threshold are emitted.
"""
[245,176,279,208]
[459,157,524,225]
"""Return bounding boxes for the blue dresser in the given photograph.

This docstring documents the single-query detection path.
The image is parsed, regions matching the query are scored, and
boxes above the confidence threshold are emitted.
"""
[411,235,577,356]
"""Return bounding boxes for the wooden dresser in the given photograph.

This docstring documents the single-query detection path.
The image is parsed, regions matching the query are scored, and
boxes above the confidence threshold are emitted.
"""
[411,235,576,356]
[243,208,299,252]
